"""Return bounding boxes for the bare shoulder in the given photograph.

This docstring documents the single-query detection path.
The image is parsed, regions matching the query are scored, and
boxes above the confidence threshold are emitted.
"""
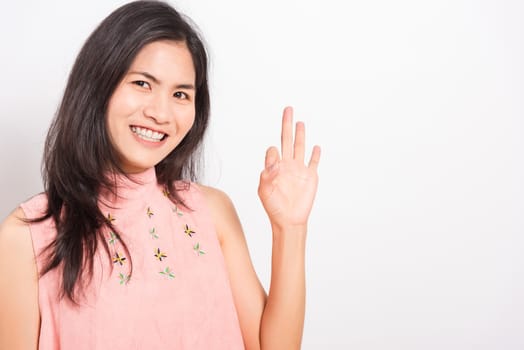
[0,207,32,248]
[197,184,235,211]
[0,207,39,349]
[0,206,34,273]
[195,184,242,243]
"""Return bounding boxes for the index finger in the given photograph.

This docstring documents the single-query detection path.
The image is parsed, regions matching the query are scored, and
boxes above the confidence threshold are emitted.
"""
[308,145,321,170]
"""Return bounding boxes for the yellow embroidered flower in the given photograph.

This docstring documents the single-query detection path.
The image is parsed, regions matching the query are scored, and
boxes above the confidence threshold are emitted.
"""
[154,248,167,261]
[106,213,115,223]
[146,207,154,218]
[112,252,126,266]
[184,224,195,237]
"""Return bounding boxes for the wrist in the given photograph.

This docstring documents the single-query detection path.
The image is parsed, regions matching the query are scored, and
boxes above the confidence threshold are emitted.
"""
[271,223,308,239]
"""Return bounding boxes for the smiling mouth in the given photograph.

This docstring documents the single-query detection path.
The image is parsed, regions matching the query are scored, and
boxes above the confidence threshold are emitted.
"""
[130,126,167,142]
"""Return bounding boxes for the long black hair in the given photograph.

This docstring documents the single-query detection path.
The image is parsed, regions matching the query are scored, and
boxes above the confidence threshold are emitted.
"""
[34,0,210,301]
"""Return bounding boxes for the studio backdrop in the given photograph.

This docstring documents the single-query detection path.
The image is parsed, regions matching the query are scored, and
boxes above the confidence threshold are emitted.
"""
[1,1,523,349]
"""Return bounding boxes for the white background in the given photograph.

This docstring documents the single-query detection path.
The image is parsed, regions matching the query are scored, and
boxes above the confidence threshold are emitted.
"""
[1,0,523,348]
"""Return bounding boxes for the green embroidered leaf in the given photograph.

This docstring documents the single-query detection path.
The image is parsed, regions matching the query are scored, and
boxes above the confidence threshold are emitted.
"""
[118,273,130,285]
[149,227,159,239]
[108,231,118,245]
[172,206,184,217]
[159,267,175,279]
[193,243,205,256]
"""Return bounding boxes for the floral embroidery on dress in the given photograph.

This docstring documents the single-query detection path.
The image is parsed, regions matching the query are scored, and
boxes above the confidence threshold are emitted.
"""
[193,242,205,256]
[146,207,154,218]
[172,205,184,217]
[149,227,159,239]
[184,224,195,237]
[119,272,130,285]
[108,231,118,245]
[106,213,116,223]
[159,267,175,279]
[113,252,127,266]
[154,248,167,261]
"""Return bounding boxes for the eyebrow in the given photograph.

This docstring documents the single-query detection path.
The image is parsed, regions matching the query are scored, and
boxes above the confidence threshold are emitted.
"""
[129,71,195,90]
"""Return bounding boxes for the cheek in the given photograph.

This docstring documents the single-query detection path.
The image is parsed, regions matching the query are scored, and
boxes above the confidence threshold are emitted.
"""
[106,93,124,132]
[111,93,138,117]
[106,93,136,140]
[105,105,117,139]
[108,85,142,119]
[180,107,196,133]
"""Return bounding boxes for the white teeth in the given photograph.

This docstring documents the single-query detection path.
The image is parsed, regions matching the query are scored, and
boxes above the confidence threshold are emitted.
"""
[130,126,165,142]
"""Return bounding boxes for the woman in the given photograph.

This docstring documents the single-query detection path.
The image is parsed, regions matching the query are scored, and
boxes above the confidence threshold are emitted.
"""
[0,1,320,349]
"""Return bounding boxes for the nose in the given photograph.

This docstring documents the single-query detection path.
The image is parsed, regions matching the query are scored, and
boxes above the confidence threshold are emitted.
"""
[143,92,172,124]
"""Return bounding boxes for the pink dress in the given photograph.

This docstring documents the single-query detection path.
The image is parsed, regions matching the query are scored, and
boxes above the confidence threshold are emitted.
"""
[20,168,245,349]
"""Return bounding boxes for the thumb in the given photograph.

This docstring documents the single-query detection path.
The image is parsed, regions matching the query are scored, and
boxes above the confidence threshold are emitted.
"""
[264,146,280,171]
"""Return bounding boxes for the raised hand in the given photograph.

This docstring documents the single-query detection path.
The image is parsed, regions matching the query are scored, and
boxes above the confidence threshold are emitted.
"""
[258,106,321,230]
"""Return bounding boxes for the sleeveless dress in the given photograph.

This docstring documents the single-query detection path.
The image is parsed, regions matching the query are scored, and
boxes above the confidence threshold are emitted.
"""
[20,168,245,349]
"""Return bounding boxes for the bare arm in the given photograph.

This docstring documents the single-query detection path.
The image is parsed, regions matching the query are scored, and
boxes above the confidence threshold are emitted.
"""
[201,187,267,350]
[0,208,40,349]
[257,107,320,349]
[203,106,321,350]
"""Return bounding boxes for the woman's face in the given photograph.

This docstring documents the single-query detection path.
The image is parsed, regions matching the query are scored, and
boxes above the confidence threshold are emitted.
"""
[106,40,196,174]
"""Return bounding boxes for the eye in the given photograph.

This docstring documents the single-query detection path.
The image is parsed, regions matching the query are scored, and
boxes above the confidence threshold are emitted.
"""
[133,80,151,89]
[174,91,189,100]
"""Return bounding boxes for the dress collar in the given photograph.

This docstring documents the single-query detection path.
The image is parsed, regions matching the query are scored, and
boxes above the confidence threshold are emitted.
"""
[99,167,158,209]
